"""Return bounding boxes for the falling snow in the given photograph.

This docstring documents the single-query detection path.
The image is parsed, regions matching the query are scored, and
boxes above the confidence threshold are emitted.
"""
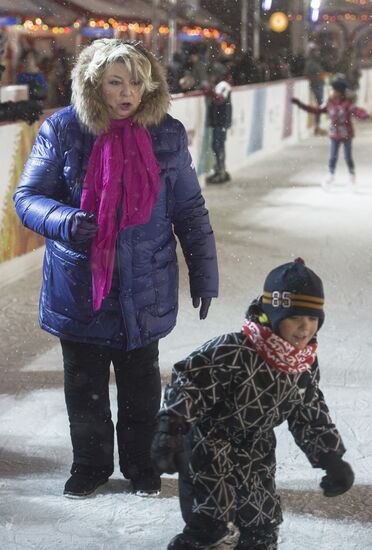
[1,120,372,548]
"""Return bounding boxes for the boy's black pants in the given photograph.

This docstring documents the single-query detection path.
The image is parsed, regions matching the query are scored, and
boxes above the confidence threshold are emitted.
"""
[179,471,278,549]
[60,339,160,480]
[178,431,280,549]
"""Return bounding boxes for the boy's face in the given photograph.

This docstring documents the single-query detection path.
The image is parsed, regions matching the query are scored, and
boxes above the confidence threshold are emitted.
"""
[278,316,319,349]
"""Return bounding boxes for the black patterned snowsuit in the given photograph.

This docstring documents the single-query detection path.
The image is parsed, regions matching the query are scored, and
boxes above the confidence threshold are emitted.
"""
[162,331,345,538]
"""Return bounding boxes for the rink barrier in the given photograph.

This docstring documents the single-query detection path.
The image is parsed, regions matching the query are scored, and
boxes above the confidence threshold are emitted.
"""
[1,70,372,283]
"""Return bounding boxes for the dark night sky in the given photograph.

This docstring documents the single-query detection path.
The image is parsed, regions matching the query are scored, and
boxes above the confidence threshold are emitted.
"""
[200,0,241,37]
[198,0,362,44]
[198,0,290,46]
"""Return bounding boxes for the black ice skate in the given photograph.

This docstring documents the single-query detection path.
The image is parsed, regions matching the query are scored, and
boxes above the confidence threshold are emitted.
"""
[63,463,112,498]
[131,468,161,497]
[206,171,231,184]
[167,522,239,549]
[63,470,109,498]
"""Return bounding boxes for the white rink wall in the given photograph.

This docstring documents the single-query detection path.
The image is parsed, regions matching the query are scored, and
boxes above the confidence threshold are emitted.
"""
[170,69,372,179]
[1,69,372,281]
[169,78,314,180]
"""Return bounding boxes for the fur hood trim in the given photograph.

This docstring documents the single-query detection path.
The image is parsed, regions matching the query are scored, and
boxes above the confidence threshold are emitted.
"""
[71,40,171,135]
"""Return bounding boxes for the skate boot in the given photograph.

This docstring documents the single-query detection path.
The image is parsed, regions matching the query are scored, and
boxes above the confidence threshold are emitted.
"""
[206,171,219,184]
[131,468,161,497]
[235,524,279,549]
[207,171,230,185]
[322,172,335,191]
[167,522,239,549]
[64,464,111,498]
[325,173,334,185]
[349,173,356,188]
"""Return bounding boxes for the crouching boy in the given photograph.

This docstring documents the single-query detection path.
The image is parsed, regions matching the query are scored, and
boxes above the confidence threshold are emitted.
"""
[151,258,354,549]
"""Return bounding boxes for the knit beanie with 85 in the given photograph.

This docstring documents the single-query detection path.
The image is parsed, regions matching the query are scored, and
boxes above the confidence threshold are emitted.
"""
[261,258,325,334]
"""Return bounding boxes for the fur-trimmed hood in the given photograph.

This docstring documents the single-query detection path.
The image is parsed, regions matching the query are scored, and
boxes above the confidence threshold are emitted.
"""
[71,40,171,135]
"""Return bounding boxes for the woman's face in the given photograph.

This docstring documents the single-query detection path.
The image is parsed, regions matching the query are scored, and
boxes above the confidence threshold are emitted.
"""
[278,316,319,349]
[101,62,143,119]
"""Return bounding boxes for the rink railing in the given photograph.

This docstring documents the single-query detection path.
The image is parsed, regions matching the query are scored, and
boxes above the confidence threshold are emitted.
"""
[1,70,372,282]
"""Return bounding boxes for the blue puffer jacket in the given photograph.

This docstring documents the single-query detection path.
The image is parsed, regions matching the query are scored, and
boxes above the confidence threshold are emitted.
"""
[14,106,218,350]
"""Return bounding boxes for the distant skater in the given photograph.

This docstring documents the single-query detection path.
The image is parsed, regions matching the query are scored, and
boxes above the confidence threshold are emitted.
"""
[292,74,369,187]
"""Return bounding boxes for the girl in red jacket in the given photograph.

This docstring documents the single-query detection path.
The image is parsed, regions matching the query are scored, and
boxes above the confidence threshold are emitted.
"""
[292,75,368,186]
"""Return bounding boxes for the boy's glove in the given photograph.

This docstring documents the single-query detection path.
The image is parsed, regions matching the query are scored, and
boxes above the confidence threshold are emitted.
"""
[291,97,300,106]
[70,211,98,243]
[318,453,354,497]
[151,414,189,475]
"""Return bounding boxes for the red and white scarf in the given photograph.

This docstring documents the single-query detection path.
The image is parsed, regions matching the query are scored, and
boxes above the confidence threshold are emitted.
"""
[242,319,317,374]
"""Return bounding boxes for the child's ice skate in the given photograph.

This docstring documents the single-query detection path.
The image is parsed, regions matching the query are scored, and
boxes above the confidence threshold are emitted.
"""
[348,173,357,191]
[167,522,240,549]
[322,172,335,191]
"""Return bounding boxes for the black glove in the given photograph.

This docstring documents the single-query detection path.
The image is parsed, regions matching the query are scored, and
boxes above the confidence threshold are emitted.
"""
[291,97,300,106]
[70,211,98,243]
[0,100,43,125]
[151,414,189,475]
[318,453,354,497]
[192,296,212,320]
[18,100,43,124]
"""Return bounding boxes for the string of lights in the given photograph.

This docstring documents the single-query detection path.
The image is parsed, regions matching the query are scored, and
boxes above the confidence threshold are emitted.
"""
[13,11,372,37]
[10,17,236,54]
[10,17,224,37]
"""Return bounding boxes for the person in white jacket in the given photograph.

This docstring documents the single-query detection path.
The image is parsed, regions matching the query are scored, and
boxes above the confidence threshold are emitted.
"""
[203,62,232,184]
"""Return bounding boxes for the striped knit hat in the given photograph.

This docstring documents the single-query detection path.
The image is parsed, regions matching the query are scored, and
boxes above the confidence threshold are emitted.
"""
[261,258,325,333]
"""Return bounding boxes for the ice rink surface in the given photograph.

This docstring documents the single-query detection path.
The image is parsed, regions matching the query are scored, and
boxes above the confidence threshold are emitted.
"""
[1,121,371,549]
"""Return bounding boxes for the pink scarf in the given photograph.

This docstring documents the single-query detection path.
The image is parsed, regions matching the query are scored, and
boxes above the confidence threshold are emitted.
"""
[242,319,317,374]
[81,118,160,311]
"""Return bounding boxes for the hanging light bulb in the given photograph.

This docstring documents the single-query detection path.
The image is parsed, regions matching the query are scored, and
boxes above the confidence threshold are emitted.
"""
[310,0,321,22]
[262,0,273,10]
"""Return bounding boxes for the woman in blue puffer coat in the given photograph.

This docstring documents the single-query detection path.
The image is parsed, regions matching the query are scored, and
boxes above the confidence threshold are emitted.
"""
[13,39,218,499]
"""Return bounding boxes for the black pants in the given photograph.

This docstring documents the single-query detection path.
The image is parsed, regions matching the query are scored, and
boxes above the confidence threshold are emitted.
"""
[311,82,324,127]
[178,433,280,549]
[60,339,160,479]
[211,126,227,173]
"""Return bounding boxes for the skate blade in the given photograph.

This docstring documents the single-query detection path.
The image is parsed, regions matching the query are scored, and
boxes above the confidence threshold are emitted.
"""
[63,491,98,499]
[134,489,160,497]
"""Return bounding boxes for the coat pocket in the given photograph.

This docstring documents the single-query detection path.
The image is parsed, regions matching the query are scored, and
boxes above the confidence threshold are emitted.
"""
[137,306,176,341]
[46,243,93,323]
[152,241,178,315]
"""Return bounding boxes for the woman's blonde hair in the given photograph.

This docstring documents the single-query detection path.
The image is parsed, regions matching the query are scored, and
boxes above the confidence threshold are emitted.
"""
[71,39,170,134]
[83,39,158,95]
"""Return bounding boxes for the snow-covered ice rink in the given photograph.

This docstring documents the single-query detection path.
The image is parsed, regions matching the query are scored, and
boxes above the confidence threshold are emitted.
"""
[1,121,372,549]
